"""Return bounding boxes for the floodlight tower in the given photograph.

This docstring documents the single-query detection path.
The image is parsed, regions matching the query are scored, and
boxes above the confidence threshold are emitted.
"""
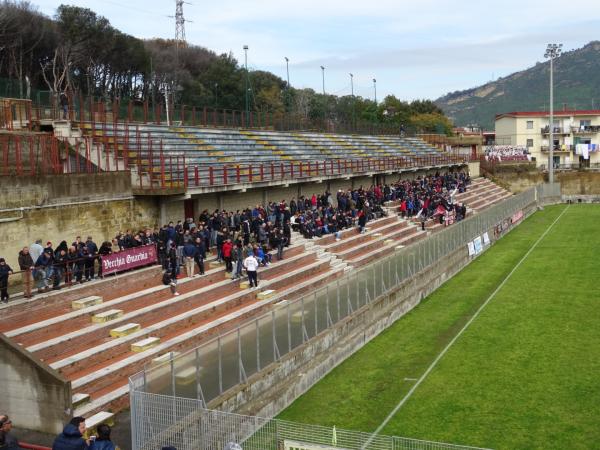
[320,66,326,95]
[544,43,562,184]
[373,78,377,104]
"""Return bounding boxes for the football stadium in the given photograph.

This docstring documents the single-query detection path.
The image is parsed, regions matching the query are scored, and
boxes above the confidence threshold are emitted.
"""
[1,2,599,450]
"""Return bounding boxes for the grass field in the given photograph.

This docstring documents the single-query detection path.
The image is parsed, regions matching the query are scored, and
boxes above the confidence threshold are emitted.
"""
[278,204,600,450]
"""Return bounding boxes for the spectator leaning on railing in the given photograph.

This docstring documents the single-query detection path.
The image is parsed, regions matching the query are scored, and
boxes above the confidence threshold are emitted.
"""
[0,171,469,301]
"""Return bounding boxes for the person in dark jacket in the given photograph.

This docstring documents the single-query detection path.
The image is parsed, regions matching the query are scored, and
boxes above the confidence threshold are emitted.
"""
[89,424,116,450]
[52,249,67,290]
[34,251,52,292]
[18,247,34,298]
[0,258,14,303]
[193,237,206,276]
[85,237,98,279]
[182,240,197,278]
[52,417,88,450]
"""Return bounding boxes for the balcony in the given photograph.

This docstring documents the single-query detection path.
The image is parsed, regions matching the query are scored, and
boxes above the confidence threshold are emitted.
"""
[571,125,600,135]
[541,145,573,153]
[540,126,570,135]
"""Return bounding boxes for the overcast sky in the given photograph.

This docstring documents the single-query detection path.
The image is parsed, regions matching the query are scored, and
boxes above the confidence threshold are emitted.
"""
[34,0,600,101]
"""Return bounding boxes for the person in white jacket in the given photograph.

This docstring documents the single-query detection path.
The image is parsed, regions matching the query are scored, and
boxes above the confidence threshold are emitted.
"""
[243,253,259,288]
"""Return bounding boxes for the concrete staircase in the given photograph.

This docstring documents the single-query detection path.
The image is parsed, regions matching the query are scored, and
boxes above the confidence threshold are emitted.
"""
[0,243,346,427]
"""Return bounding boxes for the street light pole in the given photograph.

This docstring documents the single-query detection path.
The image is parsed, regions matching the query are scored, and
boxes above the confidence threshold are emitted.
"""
[544,43,562,184]
[244,45,249,127]
[320,65,326,95]
[285,57,290,88]
[350,73,355,131]
[373,78,377,104]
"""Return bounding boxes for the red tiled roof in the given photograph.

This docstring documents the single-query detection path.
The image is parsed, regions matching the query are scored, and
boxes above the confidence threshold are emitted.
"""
[496,110,600,119]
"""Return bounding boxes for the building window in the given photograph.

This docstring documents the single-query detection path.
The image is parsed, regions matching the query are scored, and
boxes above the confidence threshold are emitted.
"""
[526,120,534,129]
[526,139,534,148]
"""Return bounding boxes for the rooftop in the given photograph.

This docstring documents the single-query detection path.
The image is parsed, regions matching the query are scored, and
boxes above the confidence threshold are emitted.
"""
[496,110,600,120]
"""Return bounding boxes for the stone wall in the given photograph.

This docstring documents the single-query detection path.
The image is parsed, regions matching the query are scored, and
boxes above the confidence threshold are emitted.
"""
[0,173,159,271]
[0,333,71,434]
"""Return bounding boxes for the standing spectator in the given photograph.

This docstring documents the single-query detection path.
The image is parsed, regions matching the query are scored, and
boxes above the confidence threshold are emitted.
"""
[34,251,52,292]
[168,243,179,279]
[52,248,67,290]
[243,252,259,289]
[0,258,14,303]
[85,236,98,279]
[29,239,43,265]
[231,241,244,280]
[183,240,197,278]
[18,247,34,298]
[222,239,233,273]
[89,423,117,450]
[52,416,89,450]
[98,241,112,278]
[193,237,206,276]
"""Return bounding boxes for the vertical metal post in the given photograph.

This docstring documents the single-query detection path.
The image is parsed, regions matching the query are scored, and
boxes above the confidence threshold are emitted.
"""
[255,319,261,372]
[217,336,223,394]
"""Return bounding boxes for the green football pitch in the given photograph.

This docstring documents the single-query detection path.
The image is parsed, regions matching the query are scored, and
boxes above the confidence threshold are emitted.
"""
[278,204,600,450]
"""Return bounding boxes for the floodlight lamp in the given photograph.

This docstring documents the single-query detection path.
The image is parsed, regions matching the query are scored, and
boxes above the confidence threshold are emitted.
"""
[243,45,248,50]
[285,56,289,62]
[320,65,325,70]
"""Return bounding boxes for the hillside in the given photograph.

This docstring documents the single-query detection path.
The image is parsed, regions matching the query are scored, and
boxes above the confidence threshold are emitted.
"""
[435,41,600,130]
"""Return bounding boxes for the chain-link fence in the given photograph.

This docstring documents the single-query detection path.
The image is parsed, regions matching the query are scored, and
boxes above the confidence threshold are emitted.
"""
[129,186,548,450]
[131,187,537,404]
[129,391,492,450]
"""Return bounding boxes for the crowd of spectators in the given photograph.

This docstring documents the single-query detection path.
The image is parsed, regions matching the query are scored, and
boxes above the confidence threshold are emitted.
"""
[0,171,469,303]
[484,145,530,162]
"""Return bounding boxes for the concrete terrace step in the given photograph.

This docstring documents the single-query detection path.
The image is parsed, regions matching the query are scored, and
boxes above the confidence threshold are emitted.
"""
[8,245,306,345]
[347,229,427,267]
[322,220,405,253]
[69,264,345,400]
[27,252,316,362]
[49,257,328,377]
[84,411,115,430]
[333,223,419,261]
[316,215,399,246]
[0,265,162,333]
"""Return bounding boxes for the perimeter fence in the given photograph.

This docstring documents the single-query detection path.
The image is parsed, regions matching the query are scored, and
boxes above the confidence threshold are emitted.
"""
[129,394,492,450]
[129,186,554,450]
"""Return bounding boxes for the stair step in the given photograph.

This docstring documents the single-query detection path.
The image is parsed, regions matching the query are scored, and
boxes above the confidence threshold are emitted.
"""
[92,309,124,323]
[152,351,181,364]
[109,323,141,338]
[72,393,90,408]
[72,296,103,310]
[131,337,161,352]
[176,366,203,385]
[257,289,276,300]
[85,411,115,430]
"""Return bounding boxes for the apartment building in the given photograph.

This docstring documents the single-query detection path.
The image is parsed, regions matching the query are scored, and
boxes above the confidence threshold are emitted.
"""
[495,110,600,167]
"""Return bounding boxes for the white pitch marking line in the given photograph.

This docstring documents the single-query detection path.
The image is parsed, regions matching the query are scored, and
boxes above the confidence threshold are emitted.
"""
[363,204,570,449]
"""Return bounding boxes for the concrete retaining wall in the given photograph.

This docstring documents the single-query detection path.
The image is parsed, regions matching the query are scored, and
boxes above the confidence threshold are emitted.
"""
[208,200,538,418]
[0,333,71,434]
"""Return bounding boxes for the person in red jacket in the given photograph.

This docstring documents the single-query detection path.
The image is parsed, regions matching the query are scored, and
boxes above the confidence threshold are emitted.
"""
[222,239,233,273]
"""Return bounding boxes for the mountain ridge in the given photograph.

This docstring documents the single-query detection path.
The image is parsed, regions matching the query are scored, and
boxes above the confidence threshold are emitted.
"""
[435,41,600,129]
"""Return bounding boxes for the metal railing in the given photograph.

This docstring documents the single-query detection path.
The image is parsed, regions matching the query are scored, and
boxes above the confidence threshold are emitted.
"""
[129,187,541,450]
[128,394,492,450]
